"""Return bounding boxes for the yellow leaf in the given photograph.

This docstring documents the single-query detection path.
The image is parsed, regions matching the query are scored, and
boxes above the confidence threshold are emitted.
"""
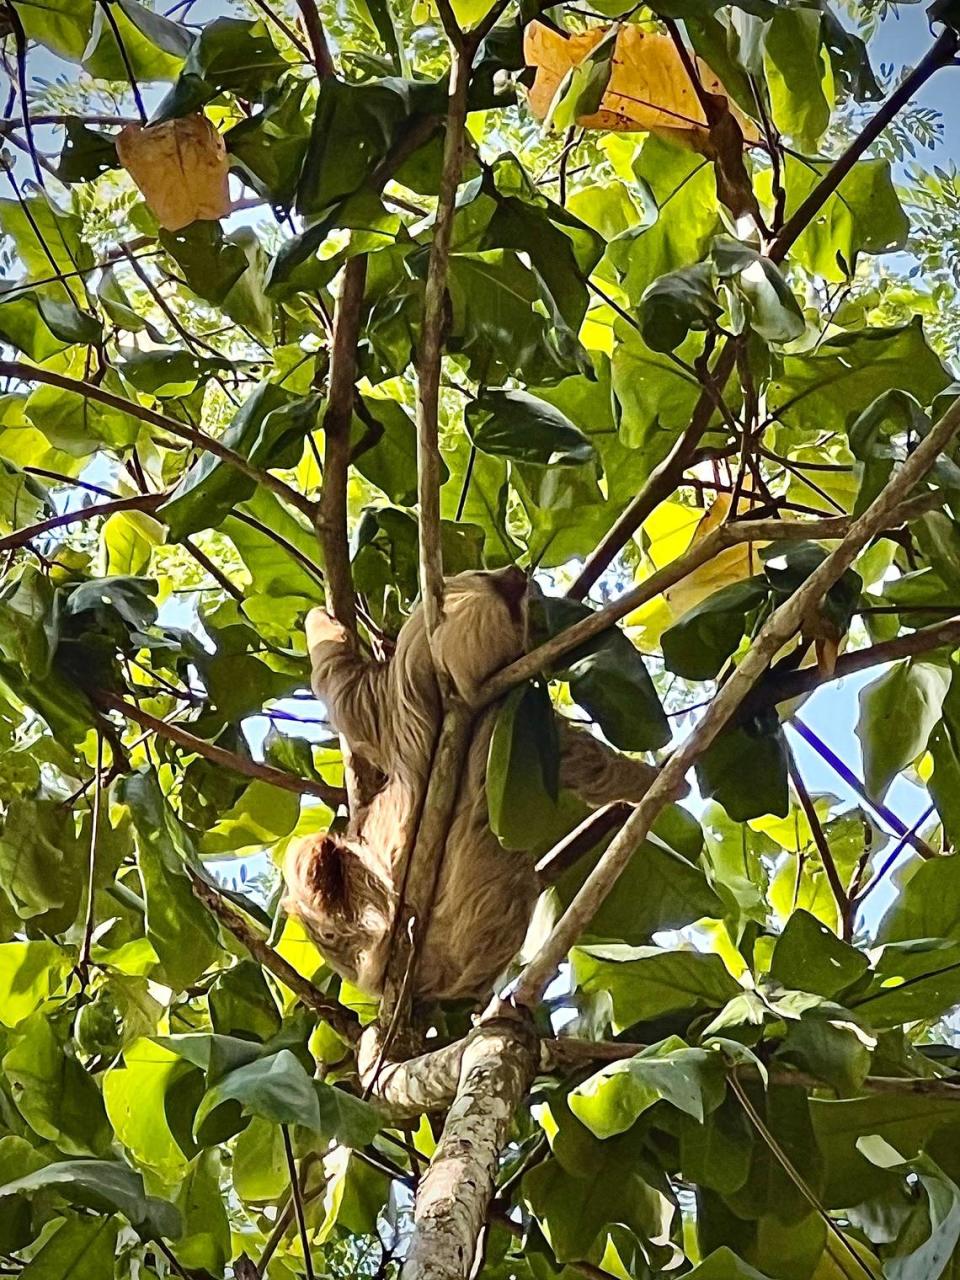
[523,21,759,140]
[663,494,765,620]
[116,114,231,232]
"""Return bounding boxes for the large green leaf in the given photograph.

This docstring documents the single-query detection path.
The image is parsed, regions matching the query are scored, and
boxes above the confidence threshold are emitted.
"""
[572,944,741,1032]
[0,1159,180,1241]
[780,155,909,283]
[465,389,595,467]
[570,1036,726,1138]
[762,8,830,151]
[856,659,950,800]
[18,1215,119,1280]
[487,681,560,850]
[161,385,320,540]
[768,322,950,438]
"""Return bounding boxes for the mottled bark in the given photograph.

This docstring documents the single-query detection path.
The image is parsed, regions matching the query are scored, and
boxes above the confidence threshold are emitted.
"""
[400,1018,538,1280]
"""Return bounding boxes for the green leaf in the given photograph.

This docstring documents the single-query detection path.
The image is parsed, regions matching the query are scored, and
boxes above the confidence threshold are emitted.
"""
[2,1012,112,1157]
[194,1048,321,1134]
[156,17,291,117]
[696,713,790,823]
[56,120,120,184]
[83,0,191,82]
[685,1248,773,1279]
[662,578,768,681]
[768,321,950,438]
[572,944,741,1033]
[487,681,560,849]
[781,155,909,283]
[554,807,722,944]
[713,239,805,344]
[13,0,95,59]
[762,8,830,151]
[769,910,869,999]
[120,771,219,991]
[465,389,595,467]
[173,1152,230,1272]
[569,1036,726,1138]
[0,941,71,1027]
[639,262,721,353]
[852,939,960,1028]
[856,659,950,800]
[351,394,439,505]
[18,1215,119,1280]
[442,249,590,385]
[209,961,282,1042]
[161,384,320,539]
[523,1139,674,1264]
[0,1160,180,1241]
[226,78,312,207]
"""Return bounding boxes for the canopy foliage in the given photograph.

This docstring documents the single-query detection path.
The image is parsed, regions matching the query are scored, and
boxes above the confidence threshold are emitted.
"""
[3,0,960,1276]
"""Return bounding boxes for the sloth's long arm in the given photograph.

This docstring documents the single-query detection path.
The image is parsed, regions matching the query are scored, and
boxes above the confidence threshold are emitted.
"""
[306,609,386,768]
[556,719,661,807]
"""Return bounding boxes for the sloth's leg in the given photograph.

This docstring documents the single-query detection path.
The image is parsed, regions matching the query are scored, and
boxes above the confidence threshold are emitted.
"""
[556,719,662,807]
[306,609,386,768]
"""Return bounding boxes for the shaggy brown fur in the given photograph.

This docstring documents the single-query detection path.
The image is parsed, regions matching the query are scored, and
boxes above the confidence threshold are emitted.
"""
[283,569,660,1000]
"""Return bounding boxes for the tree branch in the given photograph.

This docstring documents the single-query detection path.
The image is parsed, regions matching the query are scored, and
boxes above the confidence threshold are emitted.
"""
[319,255,367,637]
[789,715,936,860]
[0,361,319,523]
[513,389,960,1008]
[188,870,359,1041]
[416,47,470,642]
[94,690,346,807]
[0,491,166,551]
[399,1016,539,1280]
[294,0,336,77]
[479,497,936,709]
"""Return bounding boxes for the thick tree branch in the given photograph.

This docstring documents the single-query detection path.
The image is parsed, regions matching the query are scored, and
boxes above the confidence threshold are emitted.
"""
[399,1016,539,1280]
[94,691,346,807]
[566,29,957,601]
[513,392,960,1008]
[188,870,359,1041]
[0,361,318,522]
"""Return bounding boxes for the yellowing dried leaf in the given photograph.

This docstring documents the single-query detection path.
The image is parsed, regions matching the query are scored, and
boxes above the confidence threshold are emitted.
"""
[523,21,759,141]
[663,493,765,620]
[116,114,231,232]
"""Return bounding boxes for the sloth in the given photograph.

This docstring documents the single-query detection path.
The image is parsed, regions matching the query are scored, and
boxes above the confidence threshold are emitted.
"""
[283,567,661,1001]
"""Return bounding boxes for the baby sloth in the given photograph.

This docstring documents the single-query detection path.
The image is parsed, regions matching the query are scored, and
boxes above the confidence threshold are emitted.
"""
[283,568,660,1001]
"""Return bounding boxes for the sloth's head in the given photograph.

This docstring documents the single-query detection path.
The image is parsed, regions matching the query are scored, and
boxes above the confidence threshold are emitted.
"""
[429,566,530,699]
[282,833,393,994]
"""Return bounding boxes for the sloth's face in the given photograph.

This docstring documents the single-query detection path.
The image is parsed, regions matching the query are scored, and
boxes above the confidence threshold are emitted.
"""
[283,834,392,994]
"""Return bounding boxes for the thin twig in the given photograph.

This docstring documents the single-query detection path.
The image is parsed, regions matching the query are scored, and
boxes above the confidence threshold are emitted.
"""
[0,491,166,551]
[96,0,147,122]
[78,734,104,984]
[93,690,346,806]
[4,2,44,185]
[416,45,470,643]
[790,716,936,860]
[786,749,851,931]
[0,361,318,521]
[282,1126,316,1280]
